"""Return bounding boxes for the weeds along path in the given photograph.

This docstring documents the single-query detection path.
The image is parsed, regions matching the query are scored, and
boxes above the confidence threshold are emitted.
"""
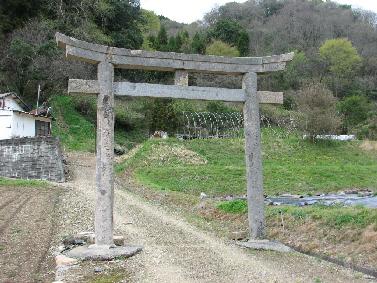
[65,152,372,283]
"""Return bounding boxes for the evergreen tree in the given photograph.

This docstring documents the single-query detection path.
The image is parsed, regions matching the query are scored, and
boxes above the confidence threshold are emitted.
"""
[156,25,168,51]
[94,0,143,48]
[207,19,250,56]
[237,31,250,56]
[191,32,206,55]
[175,32,183,51]
[168,36,177,52]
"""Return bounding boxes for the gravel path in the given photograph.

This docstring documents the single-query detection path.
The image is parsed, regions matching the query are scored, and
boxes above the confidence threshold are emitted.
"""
[60,152,374,283]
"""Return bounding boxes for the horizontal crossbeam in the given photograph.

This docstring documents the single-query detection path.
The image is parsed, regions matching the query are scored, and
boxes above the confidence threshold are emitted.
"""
[68,79,283,104]
[56,33,294,75]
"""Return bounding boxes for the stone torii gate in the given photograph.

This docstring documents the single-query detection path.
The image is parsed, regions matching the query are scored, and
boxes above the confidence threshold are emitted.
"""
[56,32,293,254]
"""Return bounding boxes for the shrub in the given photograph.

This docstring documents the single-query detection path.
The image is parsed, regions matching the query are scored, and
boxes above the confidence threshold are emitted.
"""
[295,83,341,139]
[73,96,96,120]
[354,115,377,140]
[143,98,179,134]
[206,101,235,113]
[283,93,296,110]
[73,96,138,130]
[205,40,240,57]
[217,200,247,214]
[338,95,371,131]
[260,105,300,132]
[319,38,362,79]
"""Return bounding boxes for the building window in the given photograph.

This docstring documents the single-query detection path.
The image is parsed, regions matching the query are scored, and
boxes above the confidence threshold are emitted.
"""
[35,120,50,136]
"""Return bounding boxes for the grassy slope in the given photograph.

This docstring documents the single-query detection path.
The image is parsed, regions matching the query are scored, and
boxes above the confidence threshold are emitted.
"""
[51,96,96,152]
[51,95,147,152]
[119,129,377,196]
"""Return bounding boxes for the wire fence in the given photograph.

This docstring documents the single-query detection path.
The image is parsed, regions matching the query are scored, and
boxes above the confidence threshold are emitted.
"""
[176,111,299,140]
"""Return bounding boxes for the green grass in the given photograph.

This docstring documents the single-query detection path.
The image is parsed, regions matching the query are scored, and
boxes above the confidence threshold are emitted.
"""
[217,200,248,213]
[118,128,377,196]
[51,95,96,152]
[51,95,148,152]
[217,199,377,228]
[270,205,377,228]
[0,177,48,188]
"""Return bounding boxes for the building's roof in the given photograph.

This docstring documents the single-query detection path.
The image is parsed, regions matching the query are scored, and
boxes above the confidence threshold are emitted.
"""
[0,92,53,120]
[0,92,31,111]
[12,110,52,121]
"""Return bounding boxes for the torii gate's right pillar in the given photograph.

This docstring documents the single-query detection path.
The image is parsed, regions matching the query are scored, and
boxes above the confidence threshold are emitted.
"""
[243,72,265,239]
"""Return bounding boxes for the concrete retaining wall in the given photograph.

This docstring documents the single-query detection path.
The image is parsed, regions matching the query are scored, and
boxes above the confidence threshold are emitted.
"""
[0,137,65,182]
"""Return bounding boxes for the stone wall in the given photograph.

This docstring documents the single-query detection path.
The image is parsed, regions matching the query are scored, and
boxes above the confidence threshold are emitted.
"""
[0,137,65,182]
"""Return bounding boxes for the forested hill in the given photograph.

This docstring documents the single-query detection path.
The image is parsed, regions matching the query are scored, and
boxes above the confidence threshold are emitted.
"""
[161,0,377,96]
[0,0,376,139]
[0,0,144,104]
[202,0,377,57]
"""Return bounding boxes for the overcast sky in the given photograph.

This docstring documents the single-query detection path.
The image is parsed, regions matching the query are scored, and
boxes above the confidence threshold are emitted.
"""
[140,0,377,24]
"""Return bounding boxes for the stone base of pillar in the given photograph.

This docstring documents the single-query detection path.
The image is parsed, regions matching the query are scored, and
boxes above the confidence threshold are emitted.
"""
[236,239,292,253]
[65,244,142,261]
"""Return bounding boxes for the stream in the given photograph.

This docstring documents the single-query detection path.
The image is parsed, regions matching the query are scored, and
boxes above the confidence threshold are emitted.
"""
[266,193,377,208]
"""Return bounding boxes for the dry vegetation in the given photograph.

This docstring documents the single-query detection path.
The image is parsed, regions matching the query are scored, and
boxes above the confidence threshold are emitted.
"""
[360,140,377,152]
[146,143,208,166]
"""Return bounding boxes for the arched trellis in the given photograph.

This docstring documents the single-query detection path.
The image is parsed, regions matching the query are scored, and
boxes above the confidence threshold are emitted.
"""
[55,32,293,255]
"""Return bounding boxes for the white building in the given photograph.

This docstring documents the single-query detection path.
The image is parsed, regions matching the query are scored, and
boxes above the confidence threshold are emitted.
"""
[0,92,52,140]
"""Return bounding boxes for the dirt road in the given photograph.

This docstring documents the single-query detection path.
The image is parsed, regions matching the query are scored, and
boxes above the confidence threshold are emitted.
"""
[59,152,374,283]
[0,186,59,282]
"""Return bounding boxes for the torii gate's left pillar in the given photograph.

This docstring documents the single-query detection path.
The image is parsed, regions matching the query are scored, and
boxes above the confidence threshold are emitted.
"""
[63,55,142,260]
[95,60,115,246]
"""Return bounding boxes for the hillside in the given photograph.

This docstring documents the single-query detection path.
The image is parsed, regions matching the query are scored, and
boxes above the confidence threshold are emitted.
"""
[51,95,148,152]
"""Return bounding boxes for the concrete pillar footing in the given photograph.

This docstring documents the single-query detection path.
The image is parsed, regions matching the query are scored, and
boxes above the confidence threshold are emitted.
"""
[236,239,292,253]
[64,244,143,261]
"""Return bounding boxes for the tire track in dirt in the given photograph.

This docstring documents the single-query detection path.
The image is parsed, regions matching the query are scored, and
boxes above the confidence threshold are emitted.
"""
[0,188,58,283]
[0,194,33,236]
[34,189,61,278]
[0,191,38,282]
[22,190,55,281]
[0,191,23,211]
[2,194,39,278]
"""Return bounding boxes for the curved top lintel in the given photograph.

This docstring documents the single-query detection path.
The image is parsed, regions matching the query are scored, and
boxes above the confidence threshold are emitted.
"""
[56,32,294,74]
